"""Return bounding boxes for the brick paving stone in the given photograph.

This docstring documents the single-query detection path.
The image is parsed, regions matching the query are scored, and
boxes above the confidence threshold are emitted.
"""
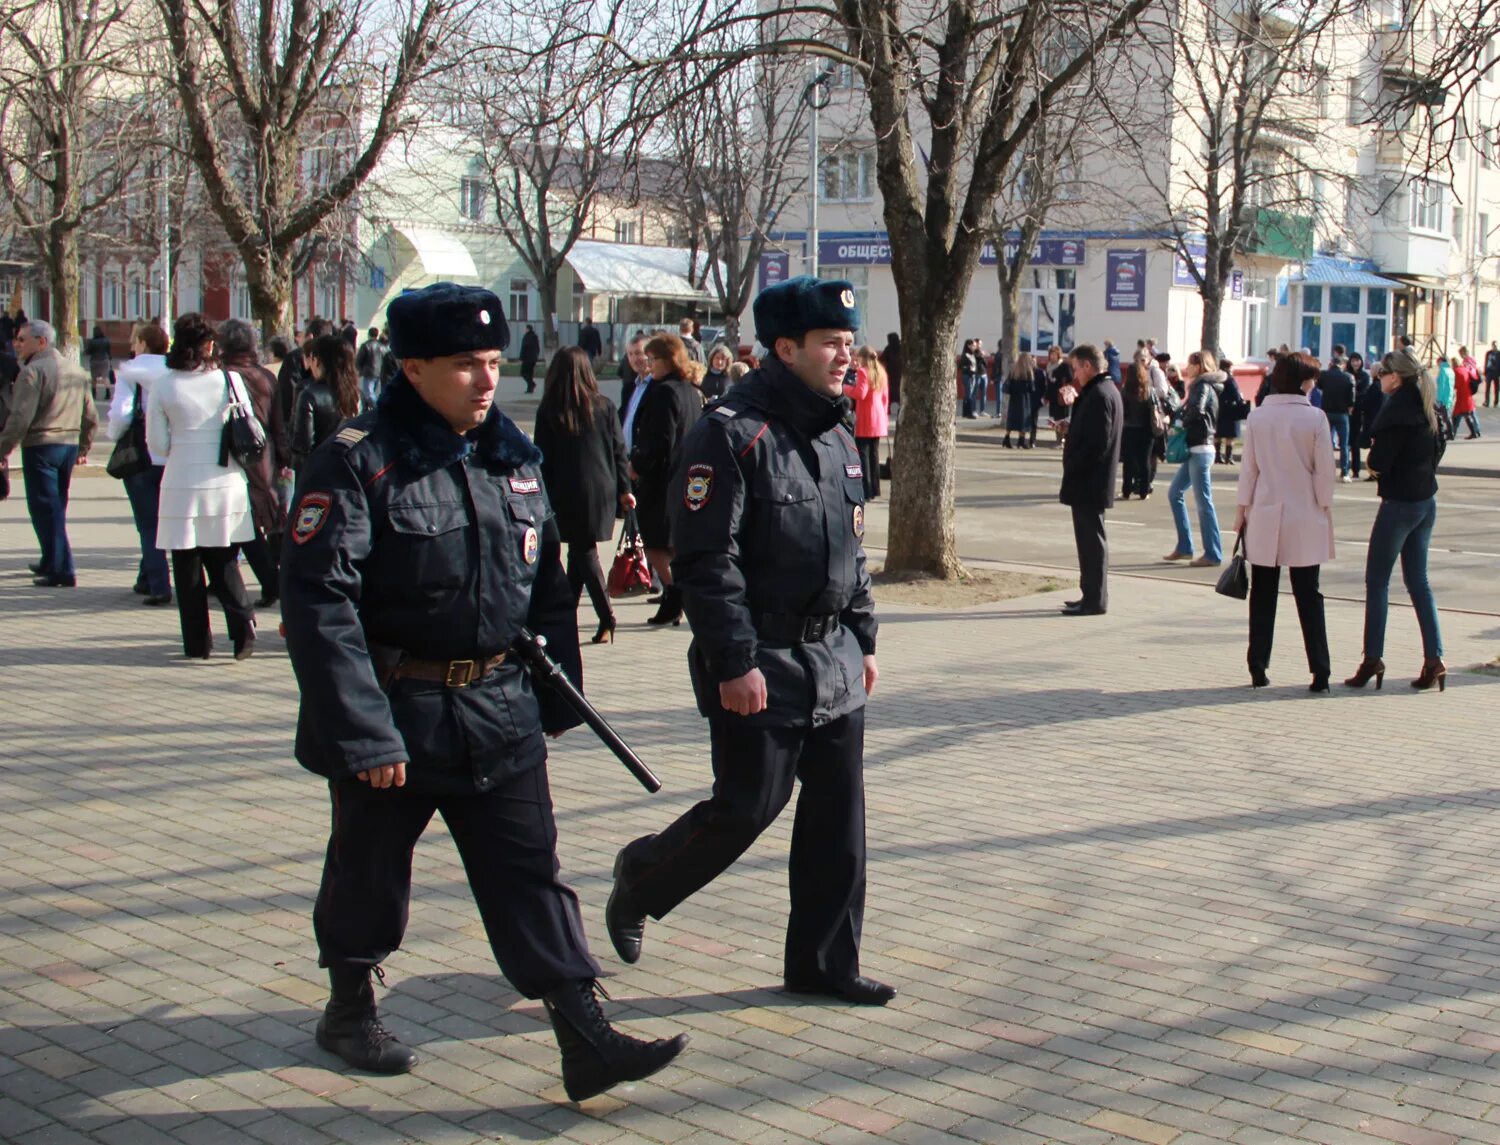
[9,477,1500,1144]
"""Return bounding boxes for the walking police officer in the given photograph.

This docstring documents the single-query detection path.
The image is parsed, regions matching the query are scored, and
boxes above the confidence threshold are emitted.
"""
[280,283,686,1099]
[604,277,893,1005]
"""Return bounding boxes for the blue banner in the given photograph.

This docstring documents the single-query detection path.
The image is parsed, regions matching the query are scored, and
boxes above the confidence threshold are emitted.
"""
[816,235,1086,267]
[1106,250,1147,311]
[758,250,790,291]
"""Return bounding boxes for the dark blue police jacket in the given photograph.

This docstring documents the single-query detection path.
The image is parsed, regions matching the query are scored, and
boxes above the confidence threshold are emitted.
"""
[279,376,583,794]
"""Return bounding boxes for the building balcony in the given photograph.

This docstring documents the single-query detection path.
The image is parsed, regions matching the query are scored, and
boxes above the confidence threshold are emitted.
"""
[1370,128,1418,167]
[1370,223,1452,279]
[1374,26,1438,79]
[1239,208,1314,260]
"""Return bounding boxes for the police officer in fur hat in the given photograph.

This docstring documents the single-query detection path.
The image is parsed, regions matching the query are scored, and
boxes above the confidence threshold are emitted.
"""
[604,276,893,1006]
[280,282,686,1099]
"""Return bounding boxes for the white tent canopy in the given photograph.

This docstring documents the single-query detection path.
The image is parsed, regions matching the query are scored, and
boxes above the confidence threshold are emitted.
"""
[565,240,719,302]
[391,226,478,279]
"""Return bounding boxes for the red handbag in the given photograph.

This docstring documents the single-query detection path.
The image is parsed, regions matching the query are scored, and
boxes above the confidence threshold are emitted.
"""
[607,509,653,598]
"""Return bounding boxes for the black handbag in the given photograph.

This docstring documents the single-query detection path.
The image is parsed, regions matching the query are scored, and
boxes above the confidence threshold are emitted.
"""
[218,368,268,468]
[106,385,152,479]
[1215,532,1249,600]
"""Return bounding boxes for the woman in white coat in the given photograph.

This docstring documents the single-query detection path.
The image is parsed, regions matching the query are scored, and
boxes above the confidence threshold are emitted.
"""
[105,322,172,604]
[146,312,257,660]
[1233,351,1335,692]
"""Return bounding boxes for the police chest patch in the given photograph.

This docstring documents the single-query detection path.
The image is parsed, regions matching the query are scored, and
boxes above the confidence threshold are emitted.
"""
[852,503,865,539]
[845,462,863,479]
[522,526,539,564]
[684,463,714,511]
[509,476,541,494]
[291,493,332,545]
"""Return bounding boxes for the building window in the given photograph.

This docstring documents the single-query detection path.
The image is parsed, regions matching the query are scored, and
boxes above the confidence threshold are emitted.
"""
[830,63,861,89]
[1453,206,1465,246]
[101,266,122,320]
[460,176,486,221]
[819,149,875,202]
[1454,299,1466,342]
[1017,268,1078,352]
[320,280,338,321]
[126,268,144,320]
[232,276,253,320]
[1315,73,1330,119]
[614,219,638,244]
[509,278,531,322]
[1346,76,1363,125]
[1479,212,1490,254]
[1301,284,1391,360]
[1408,178,1445,232]
[1481,302,1490,341]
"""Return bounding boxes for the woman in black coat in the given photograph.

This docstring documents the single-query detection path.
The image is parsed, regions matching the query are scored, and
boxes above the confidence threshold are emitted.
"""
[1001,351,1036,448]
[535,347,633,644]
[630,333,702,626]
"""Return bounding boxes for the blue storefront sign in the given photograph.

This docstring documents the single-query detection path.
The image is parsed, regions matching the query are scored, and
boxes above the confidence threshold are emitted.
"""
[1174,242,1207,287]
[757,250,791,291]
[815,234,1086,267]
[1106,250,1147,311]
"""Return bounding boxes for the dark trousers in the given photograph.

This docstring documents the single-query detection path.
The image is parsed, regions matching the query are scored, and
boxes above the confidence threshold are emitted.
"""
[1486,376,1499,406]
[856,437,881,498]
[241,534,279,600]
[1248,563,1329,679]
[622,709,867,983]
[1120,426,1154,496]
[22,443,78,578]
[123,465,170,596]
[521,361,538,392]
[1069,503,1109,611]
[313,767,599,998]
[170,545,255,657]
[566,541,612,627]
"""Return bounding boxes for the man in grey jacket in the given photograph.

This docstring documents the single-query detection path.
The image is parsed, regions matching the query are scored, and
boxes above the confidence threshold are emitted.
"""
[0,320,98,586]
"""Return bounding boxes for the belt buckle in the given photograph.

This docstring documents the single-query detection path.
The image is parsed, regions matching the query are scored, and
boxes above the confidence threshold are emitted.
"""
[802,616,825,642]
[444,659,476,687]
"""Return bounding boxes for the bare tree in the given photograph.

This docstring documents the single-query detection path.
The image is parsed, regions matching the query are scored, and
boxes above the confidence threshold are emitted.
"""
[1137,0,1348,355]
[0,0,146,351]
[662,57,814,349]
[592,0,1156,577]
[156,0,465,336]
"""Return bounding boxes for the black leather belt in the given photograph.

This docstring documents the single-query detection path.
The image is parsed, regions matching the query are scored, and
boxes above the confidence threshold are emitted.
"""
[756,612,841,644]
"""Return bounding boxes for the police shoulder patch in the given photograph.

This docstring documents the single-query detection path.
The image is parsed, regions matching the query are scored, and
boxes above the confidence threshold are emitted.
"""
[710,405,739,419]
[684,463,714,511]
[334,426,368,447]
[291,492,332,545]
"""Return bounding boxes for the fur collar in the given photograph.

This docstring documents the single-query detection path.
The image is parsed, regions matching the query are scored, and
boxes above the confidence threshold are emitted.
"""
[379,375,541,476]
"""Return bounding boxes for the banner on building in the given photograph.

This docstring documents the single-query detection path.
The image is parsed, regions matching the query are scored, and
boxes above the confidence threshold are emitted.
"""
[815,235,1086,267]
[1106,250,1147,311]
[1173,242,1207,287]
[758,250,791,292]
[1231,270,1244,300]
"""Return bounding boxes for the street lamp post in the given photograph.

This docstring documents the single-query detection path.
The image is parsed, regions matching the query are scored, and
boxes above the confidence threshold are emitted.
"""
[804,68,834,278]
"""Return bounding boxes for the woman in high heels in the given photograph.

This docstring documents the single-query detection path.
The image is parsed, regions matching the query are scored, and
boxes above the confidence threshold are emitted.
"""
[534,347,634,644]
[1344,349,1446,692]
[1233,352,1335,692]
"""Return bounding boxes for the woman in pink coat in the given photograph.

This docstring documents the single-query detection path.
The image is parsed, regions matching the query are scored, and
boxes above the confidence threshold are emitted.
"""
[845,345,891,499]
[1233,351,1336,692]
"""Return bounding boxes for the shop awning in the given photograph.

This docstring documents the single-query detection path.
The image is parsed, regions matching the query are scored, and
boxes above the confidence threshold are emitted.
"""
[565,240,718,302]
[391,226,478,278]
[1291,257,1402,289]
[1380,271,1447,289]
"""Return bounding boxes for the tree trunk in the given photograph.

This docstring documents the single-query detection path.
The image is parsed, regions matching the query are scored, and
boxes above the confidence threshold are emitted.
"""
[44,226,82,357]
[1199,283,1225,359]
[884,298,965,577]
[244,246,294,341]
[723,312,741,350]
[540,266,561,351]
[998,266,1024,374]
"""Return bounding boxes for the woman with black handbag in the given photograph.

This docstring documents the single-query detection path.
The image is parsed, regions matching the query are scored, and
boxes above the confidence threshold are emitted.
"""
[105,322,173,605]
[146,312,256,660]
[535,347,634,644]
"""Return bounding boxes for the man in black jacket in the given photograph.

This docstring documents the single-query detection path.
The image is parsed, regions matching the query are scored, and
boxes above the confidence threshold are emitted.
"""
[604,276,891,1006]
[577,318,603,361]
[1317,347,1357,482]
[519,324,541,393]
[1484,340,1500,407]
[1059,343,1123,615]
[280,282,685,1100]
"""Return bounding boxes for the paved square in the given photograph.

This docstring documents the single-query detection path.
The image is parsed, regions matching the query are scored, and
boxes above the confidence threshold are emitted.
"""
[4,473,1500,1144]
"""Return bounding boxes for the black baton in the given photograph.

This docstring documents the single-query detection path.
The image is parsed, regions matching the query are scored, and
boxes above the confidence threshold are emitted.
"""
[512,628,662,793]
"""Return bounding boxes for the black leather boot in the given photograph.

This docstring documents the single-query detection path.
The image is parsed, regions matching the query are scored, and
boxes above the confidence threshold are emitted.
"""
[315,964,417,1074]
[544,980,688,1101]
[645,586,683,626]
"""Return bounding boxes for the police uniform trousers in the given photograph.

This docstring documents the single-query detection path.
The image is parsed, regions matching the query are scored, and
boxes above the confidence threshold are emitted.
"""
[622,709,867,983]
[313,765,600,998]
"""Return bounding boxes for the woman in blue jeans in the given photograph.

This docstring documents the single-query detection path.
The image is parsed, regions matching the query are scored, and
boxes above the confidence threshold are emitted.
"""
[1345,348,1446,692]
[1162,349,1225,567]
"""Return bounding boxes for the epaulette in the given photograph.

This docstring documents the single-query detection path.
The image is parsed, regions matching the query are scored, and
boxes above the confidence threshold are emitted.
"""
[332,426,369,449]
[709,404,742,420]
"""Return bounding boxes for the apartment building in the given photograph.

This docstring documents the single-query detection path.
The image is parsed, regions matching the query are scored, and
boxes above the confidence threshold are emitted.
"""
[758,2,1500,366]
